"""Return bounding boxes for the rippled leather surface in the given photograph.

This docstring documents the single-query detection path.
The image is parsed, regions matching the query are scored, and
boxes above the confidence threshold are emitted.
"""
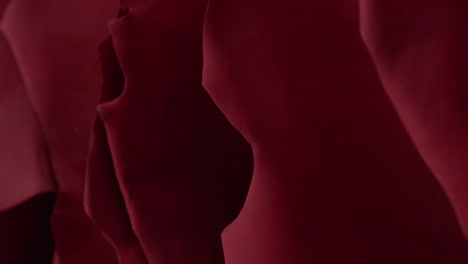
[1,1,468,263]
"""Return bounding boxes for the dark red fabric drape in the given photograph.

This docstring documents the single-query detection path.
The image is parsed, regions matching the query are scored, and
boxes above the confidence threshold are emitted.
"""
[360,0,468,235]
[0,1,56,262]
[1,0,118,262]
[0,0,54,213]
[88,2,253,262]
[1,0,468,263]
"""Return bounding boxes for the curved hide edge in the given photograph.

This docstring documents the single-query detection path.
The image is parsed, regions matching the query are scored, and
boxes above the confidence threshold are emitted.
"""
[2,0,119,262]
[203,1,468,263]
[99,1,253,263]
[360,0,468,237]
[84,36,147,264]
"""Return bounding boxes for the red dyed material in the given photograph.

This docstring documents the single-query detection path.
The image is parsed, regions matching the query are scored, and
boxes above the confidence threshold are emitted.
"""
[2,0,118,262]
[1,0,468,263]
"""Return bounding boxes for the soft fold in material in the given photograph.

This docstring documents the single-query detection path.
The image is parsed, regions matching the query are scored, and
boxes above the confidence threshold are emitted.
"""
[1,0,468,263]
